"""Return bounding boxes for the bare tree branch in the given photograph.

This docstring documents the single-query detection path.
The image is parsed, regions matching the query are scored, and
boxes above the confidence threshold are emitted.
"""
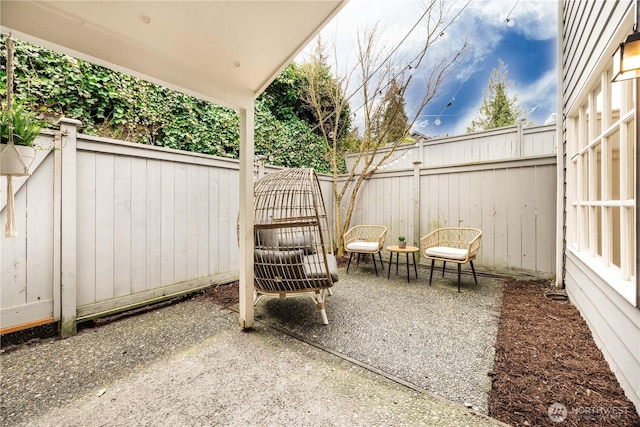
[302,0,469,255]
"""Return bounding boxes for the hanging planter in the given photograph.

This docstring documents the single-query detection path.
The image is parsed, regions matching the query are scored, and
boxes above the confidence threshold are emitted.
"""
[1,143,36,176]
[2,37,43,236]
[1,105,40,176]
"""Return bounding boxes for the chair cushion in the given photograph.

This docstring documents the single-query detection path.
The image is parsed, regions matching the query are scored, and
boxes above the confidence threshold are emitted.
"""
[279,232,315,254]
[424,246,468,261]
[254,248,304,264]
[346,241,379,252]
[304,254,339,283]
[255,228,279,249]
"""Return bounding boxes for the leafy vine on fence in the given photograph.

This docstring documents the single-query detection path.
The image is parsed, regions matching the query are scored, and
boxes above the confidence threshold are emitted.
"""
[0,37,334,173]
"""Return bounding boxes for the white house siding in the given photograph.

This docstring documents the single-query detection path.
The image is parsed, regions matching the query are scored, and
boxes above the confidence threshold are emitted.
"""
[566,253,640,412]
[562,1,630,113]
[562,0,640,412]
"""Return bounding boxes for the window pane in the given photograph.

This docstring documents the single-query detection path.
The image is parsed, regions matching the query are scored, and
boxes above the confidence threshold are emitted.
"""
[631,207,636,277]
[596,206,602,256]
[595,86,603,136]
[596,144,602,200]
[582,205,589,250]
[610,132,620,201]
[611,206,621,268]
[582,154,590,200]
[625,119,635,199]
[608,131,620,200]
[580,108,589,150]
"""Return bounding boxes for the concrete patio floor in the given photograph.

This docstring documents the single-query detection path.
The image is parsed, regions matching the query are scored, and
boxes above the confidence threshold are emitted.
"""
[1,264,515,426]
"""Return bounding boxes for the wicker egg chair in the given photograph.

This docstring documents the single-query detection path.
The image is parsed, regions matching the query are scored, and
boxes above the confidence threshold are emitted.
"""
[253,168,338,324]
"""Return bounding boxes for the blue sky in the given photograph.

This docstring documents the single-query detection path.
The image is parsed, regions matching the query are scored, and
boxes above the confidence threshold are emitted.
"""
[298,0,558,137]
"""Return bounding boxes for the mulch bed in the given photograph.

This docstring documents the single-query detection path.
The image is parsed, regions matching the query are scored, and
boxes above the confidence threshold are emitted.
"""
[200,281,241,308]
[203,279,640,426]
[489,279,640,426]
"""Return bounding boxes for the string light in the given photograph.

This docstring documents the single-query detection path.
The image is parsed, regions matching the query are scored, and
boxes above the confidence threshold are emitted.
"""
[505,0,519,27]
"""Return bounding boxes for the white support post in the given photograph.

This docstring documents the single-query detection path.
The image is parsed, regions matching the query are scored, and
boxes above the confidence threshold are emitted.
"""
[57,117,82,338]
[238,105,255,329]
[555,0,565,289]
[635,80,639,309]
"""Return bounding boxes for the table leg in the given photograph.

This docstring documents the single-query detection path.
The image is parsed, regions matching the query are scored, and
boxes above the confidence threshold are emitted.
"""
[395,252,399,274]
[413,252,418,279]
[387,252,392,279]
[406,253,410,283]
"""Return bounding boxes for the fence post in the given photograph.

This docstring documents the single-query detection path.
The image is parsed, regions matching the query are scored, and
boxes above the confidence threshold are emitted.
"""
[516,120,524,157]
[412,161,422,248]
[255,155,266,179]
[57,117,82,338]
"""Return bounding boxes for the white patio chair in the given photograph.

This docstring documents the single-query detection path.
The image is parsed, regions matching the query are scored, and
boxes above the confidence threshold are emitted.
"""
[343,225,387,276]
[420,227,482,292]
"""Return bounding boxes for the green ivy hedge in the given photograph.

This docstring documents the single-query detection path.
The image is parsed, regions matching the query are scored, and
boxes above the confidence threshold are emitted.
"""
[0,37,336,173]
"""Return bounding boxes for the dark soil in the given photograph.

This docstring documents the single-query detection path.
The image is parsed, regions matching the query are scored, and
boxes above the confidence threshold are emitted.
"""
[204,279,640,426]
[199,281,241,308]
[489,279,640,426]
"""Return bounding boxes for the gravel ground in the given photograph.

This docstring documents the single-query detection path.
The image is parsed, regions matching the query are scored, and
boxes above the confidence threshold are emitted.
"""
[1,264,508,427]
[255,264,504,413]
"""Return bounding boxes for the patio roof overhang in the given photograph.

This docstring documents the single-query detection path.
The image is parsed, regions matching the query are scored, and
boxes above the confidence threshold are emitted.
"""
[0,0,347,331]
[0,0,345,109]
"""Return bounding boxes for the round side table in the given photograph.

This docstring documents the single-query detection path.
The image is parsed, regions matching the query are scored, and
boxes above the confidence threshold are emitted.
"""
[386,245,419,283]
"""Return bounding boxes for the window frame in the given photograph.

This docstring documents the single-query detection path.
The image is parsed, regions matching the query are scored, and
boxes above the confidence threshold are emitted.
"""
[566,67,636,305]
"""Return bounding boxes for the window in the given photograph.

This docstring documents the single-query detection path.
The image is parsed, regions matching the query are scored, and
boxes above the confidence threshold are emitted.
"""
[567,68,636,300]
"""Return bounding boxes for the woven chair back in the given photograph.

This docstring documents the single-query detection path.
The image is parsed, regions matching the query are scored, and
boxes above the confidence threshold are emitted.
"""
[253,168,335,293]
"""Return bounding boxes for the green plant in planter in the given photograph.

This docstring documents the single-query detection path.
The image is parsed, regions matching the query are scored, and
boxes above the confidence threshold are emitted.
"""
[398,235,406,248]
[0,104,43,146]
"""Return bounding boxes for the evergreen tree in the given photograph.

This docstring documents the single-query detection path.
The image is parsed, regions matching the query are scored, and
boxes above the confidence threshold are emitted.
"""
[467,60,525,133]
[378,79,409,144]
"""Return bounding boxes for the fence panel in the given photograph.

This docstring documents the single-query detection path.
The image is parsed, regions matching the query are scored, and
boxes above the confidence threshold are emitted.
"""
[1,132,57,332]
[345,124,556,172]
[345,156,557,274]
[73,136,240,319]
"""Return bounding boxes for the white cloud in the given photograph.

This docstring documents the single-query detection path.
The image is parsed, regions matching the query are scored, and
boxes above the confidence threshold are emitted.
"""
[304,0,557,72]
[516,68,557,111]
[298,0,558,136]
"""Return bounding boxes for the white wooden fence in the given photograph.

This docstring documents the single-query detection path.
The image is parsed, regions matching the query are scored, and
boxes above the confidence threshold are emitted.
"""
[1,120,556,335]
[2,120,243,335]
[346,123,556,172]
[345,156,557,274]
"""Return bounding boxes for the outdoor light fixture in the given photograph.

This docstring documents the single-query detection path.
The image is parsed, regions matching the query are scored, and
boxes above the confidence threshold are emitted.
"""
[613,0,640,81]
